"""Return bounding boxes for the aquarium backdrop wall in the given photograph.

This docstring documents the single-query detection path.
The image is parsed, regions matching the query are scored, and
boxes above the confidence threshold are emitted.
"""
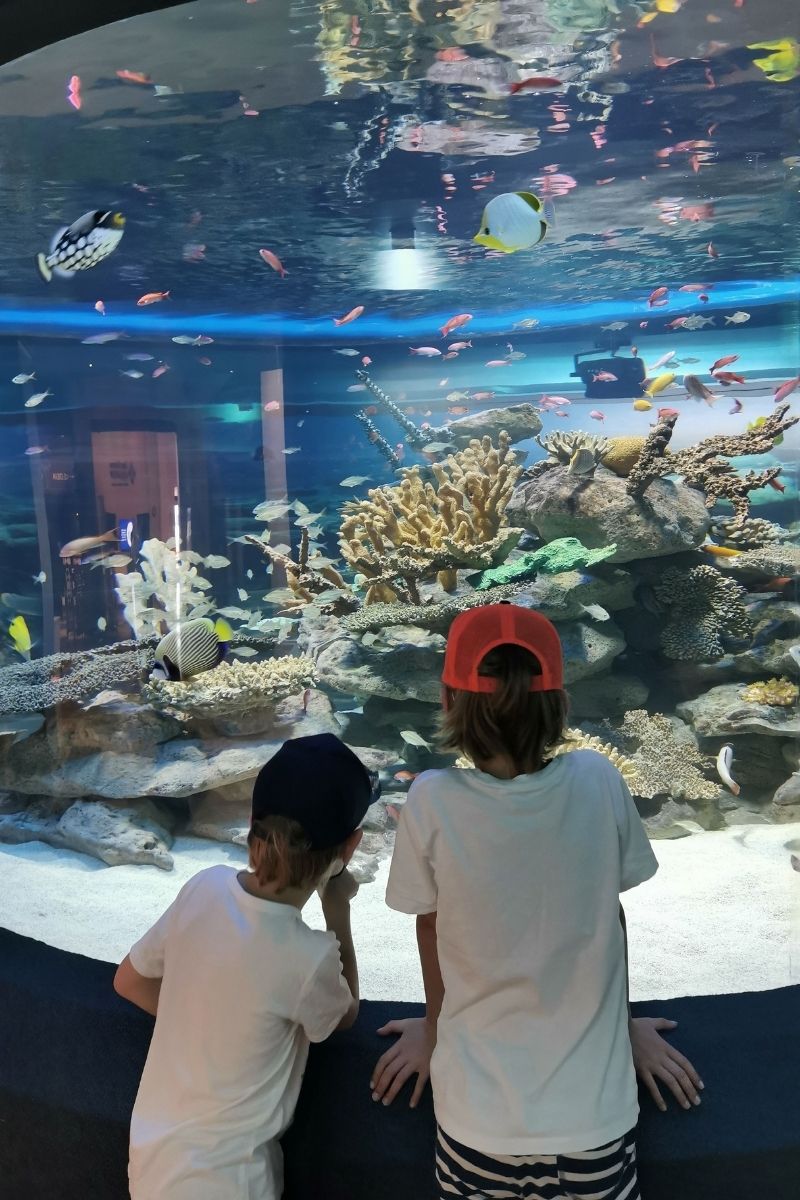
[0,0,798,893]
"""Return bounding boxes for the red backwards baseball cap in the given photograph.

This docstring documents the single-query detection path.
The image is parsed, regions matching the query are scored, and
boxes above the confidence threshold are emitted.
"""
[442,602,564,693]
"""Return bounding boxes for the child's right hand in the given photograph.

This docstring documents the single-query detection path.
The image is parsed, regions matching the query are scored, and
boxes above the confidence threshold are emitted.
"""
[370,1016,436,1108]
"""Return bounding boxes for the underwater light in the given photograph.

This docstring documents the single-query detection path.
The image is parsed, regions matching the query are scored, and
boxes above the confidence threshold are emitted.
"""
[376,247,435,291]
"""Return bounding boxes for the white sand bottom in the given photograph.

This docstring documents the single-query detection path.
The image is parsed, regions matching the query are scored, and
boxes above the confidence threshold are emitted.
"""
[1,823,799,1002]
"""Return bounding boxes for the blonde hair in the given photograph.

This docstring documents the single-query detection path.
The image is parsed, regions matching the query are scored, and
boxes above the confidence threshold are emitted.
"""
[439,643,568,775]
[247,815,347,892]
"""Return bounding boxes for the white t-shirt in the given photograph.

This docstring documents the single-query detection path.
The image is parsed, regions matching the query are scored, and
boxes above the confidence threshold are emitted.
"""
[385,750,659,1156]
[127,864,352,1200]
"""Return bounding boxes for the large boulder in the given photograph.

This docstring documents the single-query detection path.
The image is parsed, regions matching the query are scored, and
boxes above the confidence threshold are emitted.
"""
[559,620,626,684]
[0,797,174,869]
[507,465,710,563]
[314,626,445,703]
[677,682,800,738]
[439,403,542,448]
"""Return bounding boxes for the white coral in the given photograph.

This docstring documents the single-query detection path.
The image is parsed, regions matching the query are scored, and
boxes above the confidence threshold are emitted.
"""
[115,539,216,638]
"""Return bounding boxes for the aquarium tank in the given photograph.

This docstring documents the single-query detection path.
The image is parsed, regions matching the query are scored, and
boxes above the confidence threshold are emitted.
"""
[0,0,798,939]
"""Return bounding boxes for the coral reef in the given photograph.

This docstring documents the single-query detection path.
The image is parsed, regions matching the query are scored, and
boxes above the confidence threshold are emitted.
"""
[653,565,752,661]
[115,538,217,637]
[535,429,612,470]
[711,542,800,580]
[341,584,524,635]
[474,537,617,590]
[0,642,151,715]
[244,526,353,614]
[141,655,316,719]
[626,403,799,527]
[600,436,648,478]
[552,729,641,787]
[619,709,721,801]
[339,434,522,603]
[740,677,799,708]
[710,516,788,550]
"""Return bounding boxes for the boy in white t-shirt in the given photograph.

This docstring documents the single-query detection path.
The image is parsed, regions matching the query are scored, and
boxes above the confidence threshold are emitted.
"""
[113,733,377,1200]
[371,603,704,1200]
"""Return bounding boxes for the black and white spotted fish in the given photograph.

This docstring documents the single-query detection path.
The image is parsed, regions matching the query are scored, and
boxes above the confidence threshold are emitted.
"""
[152,617,232,682]
[36,210,126,283]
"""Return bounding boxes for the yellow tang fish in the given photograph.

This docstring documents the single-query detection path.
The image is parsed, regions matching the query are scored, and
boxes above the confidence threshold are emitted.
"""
[8,615,32,660]
[748,38,800,83]
[474,192,547,254]
[633,398,653,411]
[644,372,676,399]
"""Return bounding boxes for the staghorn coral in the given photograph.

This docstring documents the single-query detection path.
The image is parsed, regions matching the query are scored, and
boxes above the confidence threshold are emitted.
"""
[141,655,316,719]
[115,539,216,638]
[535,429,612,470]
[339,434,522,603]
[243,527,351,613]
[619,709,721,801]
[553,729,641,787]
[626,403,799,524]
[710,516,788,550]
[740,677,799,708]
[653,564,752,661]
[0,641,153,715]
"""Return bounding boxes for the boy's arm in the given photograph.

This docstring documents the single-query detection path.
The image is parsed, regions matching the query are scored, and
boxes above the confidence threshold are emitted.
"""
[320,869,360,1031]
[417,911,444,1027]
[113,954,162,1017]
[619,903,632,1022]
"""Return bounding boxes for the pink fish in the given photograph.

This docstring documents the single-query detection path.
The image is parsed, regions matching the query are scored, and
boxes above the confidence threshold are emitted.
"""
[589,410,605,421]
[442,351,459,360]
[152,364,170,378]
[774,377,800,404]
[395,443,405,462]
[94,300,106,316]
[259,248,287,278]
[448,341,472,352]
[440,313,472,338]
[728,398,743,414]
[67,75,82,111]
[264,400,281,413]
[709,354,739,373]
[648,286,669,307]
[409,346,442,357]
[665,317,688,330]
[539,394,571,410]
[593,370,618,382]
[333,305,364,326]
[485,359,510,367]
[679,283,711,293]
[657,407,680,418]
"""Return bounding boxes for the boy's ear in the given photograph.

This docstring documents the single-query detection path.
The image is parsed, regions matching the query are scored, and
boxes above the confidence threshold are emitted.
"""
[340,828,363,864]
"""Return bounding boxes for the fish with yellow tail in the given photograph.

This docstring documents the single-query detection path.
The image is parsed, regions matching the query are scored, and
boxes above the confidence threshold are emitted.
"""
[36,210,125,282]
[8,615,32,660]
[716,744,740,796]
[633,397,653,411]
[643,371,675,399]
[151,617,232,682]
[702,544,742,559]
[473,192,547,254]
[748,38,800,83]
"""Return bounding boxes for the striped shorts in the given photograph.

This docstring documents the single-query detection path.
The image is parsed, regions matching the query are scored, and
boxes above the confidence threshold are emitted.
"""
[435,1126,640,1200]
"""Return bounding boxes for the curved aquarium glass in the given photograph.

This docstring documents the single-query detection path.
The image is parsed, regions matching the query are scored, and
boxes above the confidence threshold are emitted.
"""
[0,0,797,995]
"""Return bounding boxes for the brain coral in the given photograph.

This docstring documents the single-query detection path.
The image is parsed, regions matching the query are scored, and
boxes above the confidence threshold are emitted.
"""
[653,564,753,661]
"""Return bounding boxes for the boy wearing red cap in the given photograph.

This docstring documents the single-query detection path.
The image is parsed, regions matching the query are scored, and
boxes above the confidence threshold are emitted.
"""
[373,604,703,1200]
[114,734,377,1200]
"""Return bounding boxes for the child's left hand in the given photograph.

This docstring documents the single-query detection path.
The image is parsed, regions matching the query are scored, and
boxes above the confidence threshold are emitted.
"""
[629,1017,704,1112]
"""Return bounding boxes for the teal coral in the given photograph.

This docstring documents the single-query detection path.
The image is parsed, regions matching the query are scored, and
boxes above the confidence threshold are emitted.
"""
[474,537,617,591]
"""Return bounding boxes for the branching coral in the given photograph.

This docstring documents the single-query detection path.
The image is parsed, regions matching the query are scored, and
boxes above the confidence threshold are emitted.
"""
[653,564,752,661]
[0,642,152,715]
[535,430,612,470]
[339,434,523,603]
[553,729,641,787]
[626,403,798,527]
[141,656,316,719]
[115,539,217,637]
[244,527,351,614]
[619,709,721,801]
[740,677,799,708]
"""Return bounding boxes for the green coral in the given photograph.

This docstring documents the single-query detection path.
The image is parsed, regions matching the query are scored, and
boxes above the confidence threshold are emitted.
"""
[474,537,617,591]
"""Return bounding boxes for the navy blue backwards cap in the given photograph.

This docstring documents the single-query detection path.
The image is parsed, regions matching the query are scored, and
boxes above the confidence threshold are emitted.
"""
[251,733,377,850]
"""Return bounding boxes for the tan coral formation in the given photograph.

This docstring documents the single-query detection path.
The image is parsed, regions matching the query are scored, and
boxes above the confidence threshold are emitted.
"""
[339,433,523,604]
[552,728,641,787]
[245,527,348,612]
[739,677,799,708]
[142,656,316,719]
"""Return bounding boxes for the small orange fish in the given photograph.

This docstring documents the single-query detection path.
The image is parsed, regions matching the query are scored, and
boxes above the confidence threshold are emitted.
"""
[259,248,287,278]
[710,354,739,373]
[440,313,472,338]
[713,371,745,385]
[751,577,792,592]
[435,47,468,62]
[471,391,495,402]
[393,770,417,783]
[448,405,469,415]
[767,477,786,493]
[648,286,669,307]
[116,69,152,85]
[137,291,170,306]
[333,305,364,327]
[509,77,563,94]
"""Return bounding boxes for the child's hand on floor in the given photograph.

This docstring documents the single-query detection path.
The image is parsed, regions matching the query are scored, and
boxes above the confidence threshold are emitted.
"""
[629,1017,704,1112]
[370,1016,437,1108]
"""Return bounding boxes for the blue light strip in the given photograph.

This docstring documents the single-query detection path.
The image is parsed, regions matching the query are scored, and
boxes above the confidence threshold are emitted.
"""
[0,277,796,341]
